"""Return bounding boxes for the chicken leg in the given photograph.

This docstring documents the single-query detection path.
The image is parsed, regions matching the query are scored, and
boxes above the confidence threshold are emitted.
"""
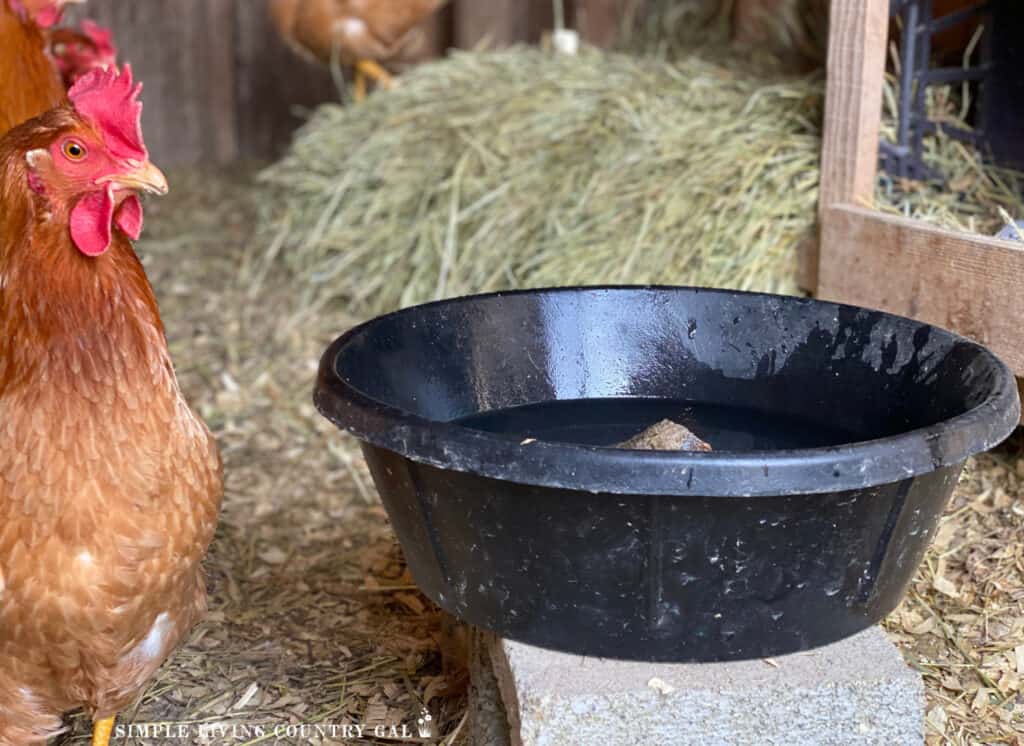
[93,715,115,746]
[353,59,394,102]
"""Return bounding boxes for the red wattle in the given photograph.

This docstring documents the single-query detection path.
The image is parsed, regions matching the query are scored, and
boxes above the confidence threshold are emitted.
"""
[115,195,143,239]
[70,188,115,257]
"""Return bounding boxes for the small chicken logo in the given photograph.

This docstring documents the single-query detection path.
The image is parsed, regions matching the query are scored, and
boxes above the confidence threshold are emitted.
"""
[416,708,434,738]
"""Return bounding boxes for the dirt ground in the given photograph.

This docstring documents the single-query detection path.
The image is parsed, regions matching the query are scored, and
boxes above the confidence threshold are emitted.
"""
[54,168,1023,745]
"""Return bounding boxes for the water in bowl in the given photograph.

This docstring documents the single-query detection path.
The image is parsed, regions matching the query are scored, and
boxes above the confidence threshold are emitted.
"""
[453,398,857,451]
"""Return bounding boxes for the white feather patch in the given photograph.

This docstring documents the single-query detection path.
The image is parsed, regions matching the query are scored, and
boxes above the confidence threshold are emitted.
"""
[336,16,368,38]
[132,612,172,662]
[25,149,48,169]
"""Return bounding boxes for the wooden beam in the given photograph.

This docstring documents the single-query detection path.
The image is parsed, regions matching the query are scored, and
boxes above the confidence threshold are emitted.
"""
[807,0,890,291]
[819,205,1024,374]
[819,0,890,208]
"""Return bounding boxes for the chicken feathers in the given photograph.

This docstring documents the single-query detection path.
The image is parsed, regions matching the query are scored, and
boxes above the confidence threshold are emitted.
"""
[0,0,65,136]
[0,67,222,745]
[270,0,447,68]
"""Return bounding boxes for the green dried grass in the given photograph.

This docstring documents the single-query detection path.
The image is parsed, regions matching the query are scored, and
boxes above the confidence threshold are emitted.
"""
[260,47,822,316]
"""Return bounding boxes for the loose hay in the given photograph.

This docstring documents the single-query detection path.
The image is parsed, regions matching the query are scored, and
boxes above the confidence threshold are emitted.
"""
[884,434,1024,744]
[875,75,1024,238]
[261,47,823,316]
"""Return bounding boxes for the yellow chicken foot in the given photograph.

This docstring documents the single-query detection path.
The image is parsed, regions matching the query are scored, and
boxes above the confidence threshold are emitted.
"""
[356,59,394,87]
[93,715,116,746]
[353,59,395,101]
[353,68,368,102]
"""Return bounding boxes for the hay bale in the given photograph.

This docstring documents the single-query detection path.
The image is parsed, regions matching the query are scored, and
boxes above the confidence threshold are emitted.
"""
[260,47,822,315]
[260,37,1024,318]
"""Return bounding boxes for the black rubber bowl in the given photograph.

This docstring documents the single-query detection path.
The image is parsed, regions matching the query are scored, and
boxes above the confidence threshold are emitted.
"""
[315,287,1019,662]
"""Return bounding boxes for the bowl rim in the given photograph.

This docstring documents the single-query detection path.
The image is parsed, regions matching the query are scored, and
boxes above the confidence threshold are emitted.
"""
[314,286,1021,497]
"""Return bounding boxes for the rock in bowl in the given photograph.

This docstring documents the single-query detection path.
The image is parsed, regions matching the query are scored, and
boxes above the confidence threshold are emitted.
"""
[314,287,1019,662]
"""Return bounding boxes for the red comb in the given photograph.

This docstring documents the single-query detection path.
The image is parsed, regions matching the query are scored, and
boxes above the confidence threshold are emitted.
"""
[68,64,146,161]
[81,19,117,59]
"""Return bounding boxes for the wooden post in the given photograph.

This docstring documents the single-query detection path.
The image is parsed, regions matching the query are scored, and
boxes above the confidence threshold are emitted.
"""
[804,0,890,291]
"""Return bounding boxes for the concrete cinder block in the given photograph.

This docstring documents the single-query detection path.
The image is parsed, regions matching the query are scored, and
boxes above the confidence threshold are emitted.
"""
[470,627,924,746]
[467,629,512,746]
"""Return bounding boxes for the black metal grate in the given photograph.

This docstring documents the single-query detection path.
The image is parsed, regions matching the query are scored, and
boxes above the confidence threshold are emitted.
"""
[880,0,993,181]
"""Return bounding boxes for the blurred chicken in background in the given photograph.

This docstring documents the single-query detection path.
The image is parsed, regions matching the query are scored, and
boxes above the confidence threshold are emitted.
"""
[269,0,449,100]
[732,0,828,71]
[48,19,119,88]
[7,0,79,27]
[0,0,82,134]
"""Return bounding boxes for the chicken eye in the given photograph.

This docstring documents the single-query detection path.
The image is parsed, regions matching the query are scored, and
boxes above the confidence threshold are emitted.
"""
[61,140,87,161]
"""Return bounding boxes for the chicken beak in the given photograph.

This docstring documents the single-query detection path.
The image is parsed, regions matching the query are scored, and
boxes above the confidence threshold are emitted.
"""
[111,161,170,196]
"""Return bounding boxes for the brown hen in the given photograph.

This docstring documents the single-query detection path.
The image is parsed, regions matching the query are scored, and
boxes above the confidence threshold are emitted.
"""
[269,0,448,99]
[0,66,222,746]
[0,0,83,136]
[48,19,119,89]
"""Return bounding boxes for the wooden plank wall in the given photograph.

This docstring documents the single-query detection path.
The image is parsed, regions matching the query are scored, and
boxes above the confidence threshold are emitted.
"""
[66,0,635,166]
[66,1,336,166]
[820,206,1024,374]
